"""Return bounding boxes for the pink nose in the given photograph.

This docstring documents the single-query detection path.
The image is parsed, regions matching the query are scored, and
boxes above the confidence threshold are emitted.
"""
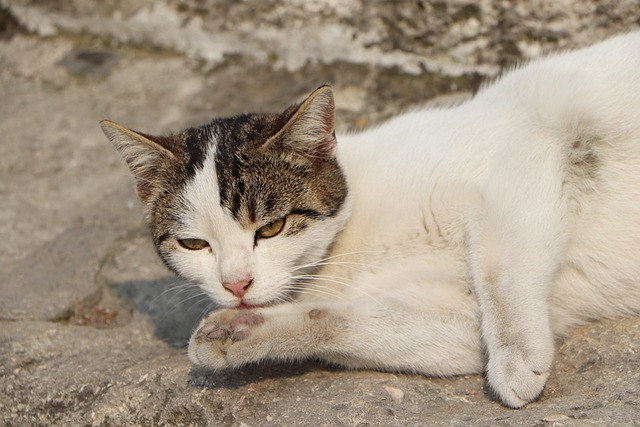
[223,280,253,298]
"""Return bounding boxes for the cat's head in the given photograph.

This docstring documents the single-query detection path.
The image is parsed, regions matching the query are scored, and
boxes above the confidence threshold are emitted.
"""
[101,86,349,308]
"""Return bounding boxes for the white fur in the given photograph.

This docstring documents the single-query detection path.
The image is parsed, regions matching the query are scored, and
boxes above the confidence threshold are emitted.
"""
[187,32,640,408]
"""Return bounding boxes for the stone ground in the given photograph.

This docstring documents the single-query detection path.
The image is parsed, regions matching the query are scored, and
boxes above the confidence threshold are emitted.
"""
[1,1,640,426]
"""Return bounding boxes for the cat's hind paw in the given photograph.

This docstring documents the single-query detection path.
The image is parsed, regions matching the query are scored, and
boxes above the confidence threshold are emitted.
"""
[188,309,264,369]
[486,344,552,408]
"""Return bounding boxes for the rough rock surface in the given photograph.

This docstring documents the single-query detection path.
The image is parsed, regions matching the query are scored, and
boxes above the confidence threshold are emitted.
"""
[1,1,639,425]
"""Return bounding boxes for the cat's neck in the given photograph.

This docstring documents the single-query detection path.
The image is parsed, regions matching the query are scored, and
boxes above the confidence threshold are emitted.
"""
[329,107,483,271]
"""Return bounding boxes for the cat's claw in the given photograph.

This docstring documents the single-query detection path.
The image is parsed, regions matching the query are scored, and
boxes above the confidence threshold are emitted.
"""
[486,345,552,408]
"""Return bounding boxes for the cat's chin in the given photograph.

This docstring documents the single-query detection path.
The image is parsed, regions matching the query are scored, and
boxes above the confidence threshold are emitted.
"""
[236,302,264,310]
[235,301,279,310]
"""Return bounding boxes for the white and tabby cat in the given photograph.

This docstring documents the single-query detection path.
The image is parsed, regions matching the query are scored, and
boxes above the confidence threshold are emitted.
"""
[101,32,640,408]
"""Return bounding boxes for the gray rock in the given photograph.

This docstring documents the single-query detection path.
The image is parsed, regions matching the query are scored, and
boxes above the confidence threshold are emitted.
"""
[1,1,639,425]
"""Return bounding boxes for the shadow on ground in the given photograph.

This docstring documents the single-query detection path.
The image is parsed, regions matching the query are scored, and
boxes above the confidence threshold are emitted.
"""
[113,277,214,348]
[188,362,323,390]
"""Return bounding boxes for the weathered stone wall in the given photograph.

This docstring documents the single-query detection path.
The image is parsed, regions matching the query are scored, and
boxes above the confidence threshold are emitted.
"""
[5,0,640,75]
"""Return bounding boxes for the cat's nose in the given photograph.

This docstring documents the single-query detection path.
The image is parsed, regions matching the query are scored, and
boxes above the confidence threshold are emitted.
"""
[223,279,253,298]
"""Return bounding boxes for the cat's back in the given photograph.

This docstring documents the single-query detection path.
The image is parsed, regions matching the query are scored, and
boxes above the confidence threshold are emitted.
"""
[475,31,640,130]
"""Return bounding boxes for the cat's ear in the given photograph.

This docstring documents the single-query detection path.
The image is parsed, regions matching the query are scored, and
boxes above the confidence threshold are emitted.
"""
[265,85,336,161]
[100,120,179,203]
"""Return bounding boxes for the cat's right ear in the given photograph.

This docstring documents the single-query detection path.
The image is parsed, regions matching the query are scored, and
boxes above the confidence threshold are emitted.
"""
[100,120,178,203]
[264,85,337,163]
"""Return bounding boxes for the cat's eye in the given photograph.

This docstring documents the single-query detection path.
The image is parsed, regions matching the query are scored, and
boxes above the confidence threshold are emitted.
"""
[177,238,209,250]
[256,218,286,239]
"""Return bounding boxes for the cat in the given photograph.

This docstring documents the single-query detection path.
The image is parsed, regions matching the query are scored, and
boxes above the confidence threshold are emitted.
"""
[101,31,640,408]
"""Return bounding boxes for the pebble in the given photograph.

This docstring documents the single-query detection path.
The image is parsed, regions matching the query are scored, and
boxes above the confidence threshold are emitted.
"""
[542,413,569,422]
[384,386,405,404]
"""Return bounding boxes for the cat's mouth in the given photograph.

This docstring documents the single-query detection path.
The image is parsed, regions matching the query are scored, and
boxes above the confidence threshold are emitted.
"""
[236,302,264,310]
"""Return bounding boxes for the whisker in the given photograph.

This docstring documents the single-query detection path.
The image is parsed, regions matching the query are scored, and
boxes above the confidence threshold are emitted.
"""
[196,300,218,319]
[157,283,203,309]
[292,274,386,308]
[287,239,427,276]
[294,273,386,295]
[287,248,393,273]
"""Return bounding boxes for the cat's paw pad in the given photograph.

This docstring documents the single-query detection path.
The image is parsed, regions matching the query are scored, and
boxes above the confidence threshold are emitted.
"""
[188,309,264,369]
[487,345,552,408]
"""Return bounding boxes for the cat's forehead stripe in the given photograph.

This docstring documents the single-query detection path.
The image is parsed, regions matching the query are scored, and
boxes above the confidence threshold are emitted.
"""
[204,111,347,229]
[212,113,286,223]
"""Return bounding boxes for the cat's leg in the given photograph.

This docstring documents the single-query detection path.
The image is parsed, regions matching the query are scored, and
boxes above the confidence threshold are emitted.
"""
[465,149,568,408]
[189,285,483,377]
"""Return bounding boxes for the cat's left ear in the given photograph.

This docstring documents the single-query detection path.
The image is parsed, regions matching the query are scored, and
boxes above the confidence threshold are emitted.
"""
[265,85,336,161]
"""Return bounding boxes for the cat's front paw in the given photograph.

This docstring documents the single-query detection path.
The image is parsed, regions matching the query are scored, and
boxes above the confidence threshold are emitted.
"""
[188,309,265,369]
[487,343,553,408]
